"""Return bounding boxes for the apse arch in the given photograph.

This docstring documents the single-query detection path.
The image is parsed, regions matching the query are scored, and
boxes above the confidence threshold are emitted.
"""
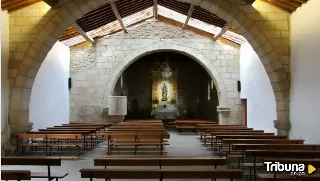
[102,44,228,109]
[8,0,290,135]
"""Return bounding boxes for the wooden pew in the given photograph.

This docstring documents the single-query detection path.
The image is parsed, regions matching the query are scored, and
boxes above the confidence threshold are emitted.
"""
[220,139,305,167]
[1,170,31,181]
[204,132,275,148]
[30,131,92,150]
[16,133,83,156]
[105,133,169,155]
[2,156,68,181]
[62,123,111,131]
[175,120,217,133]
[233,144,320,168]
[80,168,243,181]
[200,130,266,143]
[246,150,320,181]
[256,158,320,181]
[94,157,226,168]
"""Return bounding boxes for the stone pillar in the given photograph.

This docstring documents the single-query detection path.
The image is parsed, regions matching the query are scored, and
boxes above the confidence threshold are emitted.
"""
[274,120,291,136]
[10,122,33,145]
[217,106,231,124]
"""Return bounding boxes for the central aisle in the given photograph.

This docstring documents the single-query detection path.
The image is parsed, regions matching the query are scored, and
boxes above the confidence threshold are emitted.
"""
[166,131,213,157]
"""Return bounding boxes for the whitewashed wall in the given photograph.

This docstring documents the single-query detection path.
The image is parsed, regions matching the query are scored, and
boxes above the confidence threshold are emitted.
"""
[1,11,10,135]
[240,42,277,133]
[290,0,320,143]
[30,42,70,130]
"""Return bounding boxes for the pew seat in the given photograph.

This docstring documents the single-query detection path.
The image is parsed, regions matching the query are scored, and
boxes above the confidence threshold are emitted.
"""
[1,156,68,181]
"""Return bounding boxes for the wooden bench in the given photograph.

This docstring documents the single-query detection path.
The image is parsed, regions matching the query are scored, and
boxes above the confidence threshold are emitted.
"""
[105,133,169,155]
[16,133,83,156]
[246,150,320,181]
[175,120,217,133]
[200,129,265,142]
[80,168,243,181]
[203,132,275,147]
[94,157,226,168]
[1,170,31,181]
[220,139,305,167]
[62,123,111,132]
[2,156,68,181]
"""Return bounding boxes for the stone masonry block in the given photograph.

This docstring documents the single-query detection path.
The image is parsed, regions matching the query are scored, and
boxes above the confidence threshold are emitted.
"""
[12,87,23,101]
[281,56,290,65]
[58,8,72,20]
[17,43,30,52]
[15,76,26,87]
[18,64,29,76]
[75,0,90,15]
[216,1,231,19]
[86,0,99,10]
[199,0,211,10]
[24,78,34,89]
[247,13,266,21]
[224,6,239,23]
[260,50,278,65]
[268,69,288,83]
[208,0,222,14]
[275,21,289,31]
[9,26,21,34]
[15,17,31,26]
[269,38,282,47]
[263,30,281,38]
[266,13,288,21]
[260,41,273,55]
[27,68,37,78]
[66,2,83,19]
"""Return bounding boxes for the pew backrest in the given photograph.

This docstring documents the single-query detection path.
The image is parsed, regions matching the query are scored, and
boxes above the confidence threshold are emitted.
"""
[1,170,31,180]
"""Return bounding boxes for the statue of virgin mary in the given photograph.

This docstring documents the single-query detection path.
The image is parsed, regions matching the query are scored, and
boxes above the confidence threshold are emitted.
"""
[161,83,168,101]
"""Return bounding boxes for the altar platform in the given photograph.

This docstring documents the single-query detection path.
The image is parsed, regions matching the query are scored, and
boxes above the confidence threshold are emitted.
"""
[151,101,179,119]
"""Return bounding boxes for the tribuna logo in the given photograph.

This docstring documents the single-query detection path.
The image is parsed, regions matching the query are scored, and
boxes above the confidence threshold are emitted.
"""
[264,162,305,176]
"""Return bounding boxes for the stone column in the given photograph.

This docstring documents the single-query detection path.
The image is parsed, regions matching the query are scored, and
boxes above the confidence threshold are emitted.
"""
[274,120,291,136]
[217,106,231,124]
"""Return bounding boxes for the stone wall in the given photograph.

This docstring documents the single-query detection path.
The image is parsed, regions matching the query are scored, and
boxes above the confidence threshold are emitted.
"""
[70,19,242,124]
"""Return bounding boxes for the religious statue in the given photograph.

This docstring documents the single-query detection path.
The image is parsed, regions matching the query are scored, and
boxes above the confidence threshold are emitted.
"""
[161,83,168,101]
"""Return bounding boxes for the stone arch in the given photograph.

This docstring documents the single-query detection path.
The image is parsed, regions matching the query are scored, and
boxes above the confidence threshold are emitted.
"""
[9,0,290,135]
[101,43,228,109]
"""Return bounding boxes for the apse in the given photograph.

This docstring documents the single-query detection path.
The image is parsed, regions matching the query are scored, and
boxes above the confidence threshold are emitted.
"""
[113,52,219,121]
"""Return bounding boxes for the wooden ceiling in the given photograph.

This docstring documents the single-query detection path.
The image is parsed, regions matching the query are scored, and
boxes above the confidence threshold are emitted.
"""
[260,0,308,13]
[1,0,42,12]
[59,27,80,41]
[3,0,306,43]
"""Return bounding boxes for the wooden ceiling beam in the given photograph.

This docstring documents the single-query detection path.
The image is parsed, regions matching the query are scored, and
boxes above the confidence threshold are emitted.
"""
[153,0,158,18]
[110,2,128,33]
[213,23,231,41]
[289,0,307,3]
[182,4,195,29]
[2,0,41,11]
[260,0,295,13]
[72,23,95,45]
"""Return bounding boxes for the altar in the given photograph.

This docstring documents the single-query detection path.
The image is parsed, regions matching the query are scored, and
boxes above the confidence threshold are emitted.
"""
[151,101,179,119]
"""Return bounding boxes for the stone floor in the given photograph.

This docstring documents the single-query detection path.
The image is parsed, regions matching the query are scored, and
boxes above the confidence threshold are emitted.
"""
[2,131,248,181]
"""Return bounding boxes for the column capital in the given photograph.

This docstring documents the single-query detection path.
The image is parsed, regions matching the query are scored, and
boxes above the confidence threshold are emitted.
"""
[274,120,291,136]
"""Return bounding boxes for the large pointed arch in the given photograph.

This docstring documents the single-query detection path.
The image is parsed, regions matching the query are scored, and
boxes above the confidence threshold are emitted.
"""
[8,0,290,135]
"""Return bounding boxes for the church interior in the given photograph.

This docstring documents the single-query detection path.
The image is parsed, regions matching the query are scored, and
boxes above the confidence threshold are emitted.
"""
[1,0,320,180]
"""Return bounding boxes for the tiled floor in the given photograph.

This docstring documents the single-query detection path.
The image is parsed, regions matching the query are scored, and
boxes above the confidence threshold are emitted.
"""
[2,131,247,181]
